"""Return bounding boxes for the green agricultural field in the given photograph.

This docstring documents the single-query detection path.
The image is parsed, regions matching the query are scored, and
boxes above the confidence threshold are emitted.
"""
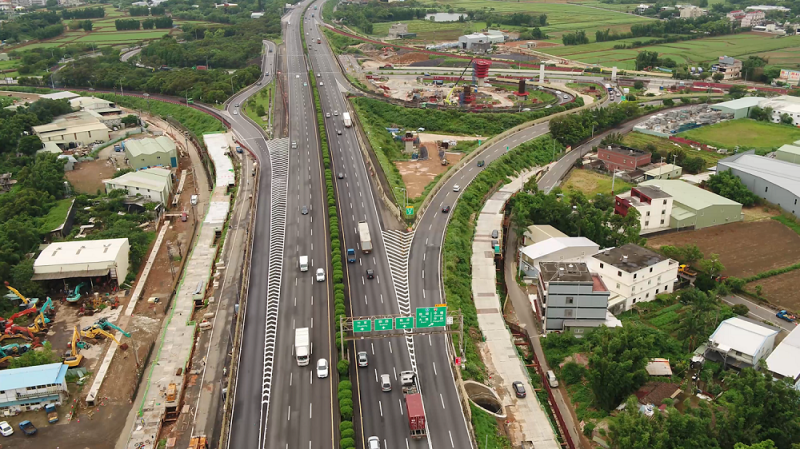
[621,131,724,168]
[561,169,632,198]
[679,119,800,150]
[546,32,800,69]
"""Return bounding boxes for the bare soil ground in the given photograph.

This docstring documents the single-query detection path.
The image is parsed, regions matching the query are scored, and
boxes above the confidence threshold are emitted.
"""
[746,270,800,311]
[741,205,781,222]
[396,149,463,198]
[647,220,800,278]
[66,158,118,194]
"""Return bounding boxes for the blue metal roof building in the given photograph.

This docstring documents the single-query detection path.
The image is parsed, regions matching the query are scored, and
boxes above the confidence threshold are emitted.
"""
[0,362,69,412]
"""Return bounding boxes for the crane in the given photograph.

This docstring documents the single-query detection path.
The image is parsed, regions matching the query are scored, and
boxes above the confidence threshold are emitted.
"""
[4,282,35,309]
[445,57,476,105]
[62,326,84,367]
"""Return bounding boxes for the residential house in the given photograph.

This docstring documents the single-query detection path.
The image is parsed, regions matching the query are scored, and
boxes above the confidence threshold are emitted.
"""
[0,363,69,413]
[639,179,743,230]
[766,324,800,389]
[714,56,742,80]
[614,185,674,232]
[680,5,705,18]
[518,237,599,279]
[587,243,679,313]
[103,167,173,204]
[597,144,652,172]
[704,316,779,369]
[535,262,616,336]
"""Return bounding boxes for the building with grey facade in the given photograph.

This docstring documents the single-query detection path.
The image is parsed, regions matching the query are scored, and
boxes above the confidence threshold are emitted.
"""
[536,262,614,335]
[717,152,800,219]
[639,179,743,230]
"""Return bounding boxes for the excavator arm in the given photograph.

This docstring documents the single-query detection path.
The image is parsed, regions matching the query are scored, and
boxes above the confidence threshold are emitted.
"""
[4,282,30,305]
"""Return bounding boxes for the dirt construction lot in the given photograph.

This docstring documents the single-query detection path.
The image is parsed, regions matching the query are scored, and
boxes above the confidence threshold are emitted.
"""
[746,270,800,311]
[647,220,800,278]
[396,151,463,198]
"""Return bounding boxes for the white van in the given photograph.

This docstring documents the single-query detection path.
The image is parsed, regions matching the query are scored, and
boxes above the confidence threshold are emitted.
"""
[546,370,558,388]
[190,194,198,205]
[299,255,309,272]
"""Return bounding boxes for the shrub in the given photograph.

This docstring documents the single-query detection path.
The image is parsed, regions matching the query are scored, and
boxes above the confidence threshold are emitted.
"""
[339,420,353,432]
[338,380,352,392]
[337,359,350,376]
[583,422,596,437]
[732,304,749,316]
[340,404,353,420]
[560,362,586,385]
[340,437,356,449]
[341,428,355,439]
[339,398,353,410]
[338,388,352,402]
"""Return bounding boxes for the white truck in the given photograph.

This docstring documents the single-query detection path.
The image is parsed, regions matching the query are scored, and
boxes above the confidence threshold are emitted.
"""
[358,221,372,253]
[299,255,309,272]
[295,328,310,366]
[343,112,352,128]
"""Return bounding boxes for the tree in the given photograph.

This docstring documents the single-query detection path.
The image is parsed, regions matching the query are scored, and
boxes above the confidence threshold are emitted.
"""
[584,326,653,410]
[699,254,724,278]
[9,341,57,368]
[18,153,67,199]
[781,113,794,125]
[121,114,140,126]
[705,170,758,206]
[663,98,674,106]
[682,156,706,174]
[81,19,93,32]
[729,85,748,99]
[734,442,777,449]
[17,135,43,156]
[749,106,773,122]
[659,244,703,265]
[634,80,644,90]
[256,104,266,117]
[713,72,724,82]
[732,304,749,316]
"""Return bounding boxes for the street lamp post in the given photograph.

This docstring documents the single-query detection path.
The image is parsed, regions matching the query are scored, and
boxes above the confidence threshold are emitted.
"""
[394,187,407,213]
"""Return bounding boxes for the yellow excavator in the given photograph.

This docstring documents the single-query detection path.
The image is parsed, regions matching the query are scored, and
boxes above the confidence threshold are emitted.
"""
[4,282,35,308]
[80,326,122,345]
[27,313,48,334]
[62,326,84,367]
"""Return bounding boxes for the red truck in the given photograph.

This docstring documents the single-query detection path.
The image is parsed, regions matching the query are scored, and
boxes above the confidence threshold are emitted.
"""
[401,371,426,439]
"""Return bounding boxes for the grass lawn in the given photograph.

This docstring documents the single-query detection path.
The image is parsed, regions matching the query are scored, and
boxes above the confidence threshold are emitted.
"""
[243,80,275,128]
[562,168,632,198]
[622,131,724,168]
[39,198,74,233]
[678,119,800,151]
[371,20,485,41]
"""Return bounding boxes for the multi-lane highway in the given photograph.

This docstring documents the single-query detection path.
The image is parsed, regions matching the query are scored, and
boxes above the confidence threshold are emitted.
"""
[305,6,425,448]
[227,7,335,447]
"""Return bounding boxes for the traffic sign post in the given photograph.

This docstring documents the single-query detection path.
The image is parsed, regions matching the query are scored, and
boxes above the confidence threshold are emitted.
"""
[406,206,414,216]
[415,306,447,328]
[353,319,372,333]
[374,318,393,331]
[395,316,414,330]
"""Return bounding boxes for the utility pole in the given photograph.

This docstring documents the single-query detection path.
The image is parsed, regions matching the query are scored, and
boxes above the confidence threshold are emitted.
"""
[611,168,619,194]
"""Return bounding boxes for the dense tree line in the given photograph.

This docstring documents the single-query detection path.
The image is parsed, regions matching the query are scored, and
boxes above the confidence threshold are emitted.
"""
[43,52,261,104]
[518,27,548,40]
[0,12,64,43]
[115,19,141,31]
[562,30,589,45]
[68,19,93,32]
[141,33,262,69]
[61,7,104,20]
[168,0,278,24]
[630,16,735,37]
[635,50,677,70]
[705,170,759,206]
[548,101,644,147]
[511,189,644,248]
[141,16,174,29]
[129,6,151,16]
[480,12,547,27]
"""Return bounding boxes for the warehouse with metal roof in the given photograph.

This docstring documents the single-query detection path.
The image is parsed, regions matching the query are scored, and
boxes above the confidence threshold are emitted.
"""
[32,238,130,283]
[717,151,800,219]
[124,136,178,170]
[776,144,800,164]
[104,167,173,204]
[639,179,743,230]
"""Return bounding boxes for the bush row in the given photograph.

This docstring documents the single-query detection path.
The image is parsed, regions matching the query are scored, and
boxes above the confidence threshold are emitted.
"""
[309,68,354,449]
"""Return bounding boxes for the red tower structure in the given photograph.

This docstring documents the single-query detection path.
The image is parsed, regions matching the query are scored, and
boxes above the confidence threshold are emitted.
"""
[473,59,492,87]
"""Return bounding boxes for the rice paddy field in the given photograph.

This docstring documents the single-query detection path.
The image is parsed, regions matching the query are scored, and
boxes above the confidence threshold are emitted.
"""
[545,33,800,69]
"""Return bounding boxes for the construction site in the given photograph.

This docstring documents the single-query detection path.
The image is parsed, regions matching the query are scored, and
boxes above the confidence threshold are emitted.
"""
[0,94,240,449]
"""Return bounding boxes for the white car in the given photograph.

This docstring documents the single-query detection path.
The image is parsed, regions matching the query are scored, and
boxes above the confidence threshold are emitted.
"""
[368,436,380,449]
[453,185,460,192]
[319,81,324,86]
[317,358,329,378]
[296,74,300,78]
[0,421,12,437]
[334,111,339,116]
[316,268,325,282]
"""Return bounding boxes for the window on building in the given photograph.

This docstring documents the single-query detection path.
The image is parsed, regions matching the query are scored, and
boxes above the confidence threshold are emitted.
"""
[795,199,797,205]
[646,211,650,217]
[663,200,667,205]
[735,350,743,357]
[661,219,665,225]
[617,271,622,277]
[646,293,650,299]
[645,221,649,227]
[661,209,666,215]
[600,263,604,269]
[765,186,769,193]
[649,267,653,273]
[616,283,620,289]
[566,297,574,304]
[565,309,574,317]
[633,273,637,279]
[656,288,659,294]
[633,298,637,304]
[648,280,652,285]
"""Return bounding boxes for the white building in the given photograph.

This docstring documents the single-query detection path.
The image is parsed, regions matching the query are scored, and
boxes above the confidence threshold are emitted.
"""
[32,238,130,285]
[0,363,69,413]
[742,10,765,27]
[518,237,599,279]
[251,12,264,18]
[104,167,173,204]
[757,95,800,126]
[39,91,80,101]
[522,224,566,247]
[614,185,674,232]
[746,5,790,12]
[635,4,650,13]
[705,317,779,370]
[588,243,679,313]
[766,325,800,388]
[32,111,110,146]
[680,5,705,18]
[458,33,503,51]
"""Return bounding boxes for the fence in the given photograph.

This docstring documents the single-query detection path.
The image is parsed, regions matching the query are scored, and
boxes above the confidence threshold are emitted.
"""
[668,135,711,151]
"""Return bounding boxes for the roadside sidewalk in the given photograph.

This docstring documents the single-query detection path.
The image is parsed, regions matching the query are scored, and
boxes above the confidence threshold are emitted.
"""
[503,227,585,448]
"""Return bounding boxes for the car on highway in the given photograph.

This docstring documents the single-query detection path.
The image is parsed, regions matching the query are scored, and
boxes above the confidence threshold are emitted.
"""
[337,129,342,135]
[357,351,368,367]
[0,421,13,437]
[233,111,238,115]
[334,111,339,116]
[317,73,321,77]
[337,172,344,179]
[380,374,391,392]
[257,81,262,85]
[326,112,331,118]
[316,268,325,282]
[296,74,300,78]
[512,381,526,398]
[453,184,460,192]
[319,82,324,86]
[366,269,374,279]
[442,205,450,213]
[316,358,329,378]
[301,205,308,215]
[368,436,380,449]
[303,82,307,87]
[492,229,499,239]
[235,103,239,107]
[477,160,484,167]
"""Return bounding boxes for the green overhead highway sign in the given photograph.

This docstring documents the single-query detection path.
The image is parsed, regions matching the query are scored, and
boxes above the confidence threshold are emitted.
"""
[416,306,447,328]
[353,319,372,333]
[395,316,414,330]
[374,318,393,331]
